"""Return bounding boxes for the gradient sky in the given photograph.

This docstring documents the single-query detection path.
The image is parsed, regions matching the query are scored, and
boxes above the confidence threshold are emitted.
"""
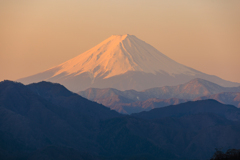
[1,0,240,83]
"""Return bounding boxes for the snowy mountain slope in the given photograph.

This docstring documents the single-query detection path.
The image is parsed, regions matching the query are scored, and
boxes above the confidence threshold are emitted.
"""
[18,34,240,92]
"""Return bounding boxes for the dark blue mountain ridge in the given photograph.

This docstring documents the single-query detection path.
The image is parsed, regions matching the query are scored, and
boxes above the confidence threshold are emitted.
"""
[1,80,240,160]
[133,99,240,121]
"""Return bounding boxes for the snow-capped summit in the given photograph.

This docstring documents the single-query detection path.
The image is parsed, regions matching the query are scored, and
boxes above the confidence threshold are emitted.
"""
[18,34,239,92]
[50,34,195,80]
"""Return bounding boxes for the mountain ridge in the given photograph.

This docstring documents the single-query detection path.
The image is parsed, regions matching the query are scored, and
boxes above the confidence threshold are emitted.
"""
[2,80,240,160]
[79,78,240,102]
[79,78,240,114]
[194,92,240,108]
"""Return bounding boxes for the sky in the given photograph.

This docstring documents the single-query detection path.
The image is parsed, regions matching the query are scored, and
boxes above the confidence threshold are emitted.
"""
[1,0,240,83]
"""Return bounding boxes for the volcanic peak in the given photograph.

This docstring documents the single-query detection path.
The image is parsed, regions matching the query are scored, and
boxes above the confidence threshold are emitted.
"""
[49,34,196,80]
[17,34,240,91]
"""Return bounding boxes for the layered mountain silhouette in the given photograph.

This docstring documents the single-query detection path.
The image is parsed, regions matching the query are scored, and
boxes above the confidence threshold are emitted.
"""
[1,81,240,160]
[111,92,240,114]
[133,99,240,121]
[194,92,240,108]
[18,34,239,92]
[111,98,189,114]
[79,78,240,114]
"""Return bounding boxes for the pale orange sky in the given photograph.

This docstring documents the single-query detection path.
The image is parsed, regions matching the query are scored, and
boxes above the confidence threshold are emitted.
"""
[1,0,240,83]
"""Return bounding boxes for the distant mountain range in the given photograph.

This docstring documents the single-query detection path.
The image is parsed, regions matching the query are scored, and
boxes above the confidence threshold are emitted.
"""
[18,34,239,91]
[79,78,240,114]
[1,80,240,160]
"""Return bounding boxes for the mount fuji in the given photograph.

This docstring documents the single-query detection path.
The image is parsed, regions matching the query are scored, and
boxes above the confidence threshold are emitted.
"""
[18,34,239,92]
